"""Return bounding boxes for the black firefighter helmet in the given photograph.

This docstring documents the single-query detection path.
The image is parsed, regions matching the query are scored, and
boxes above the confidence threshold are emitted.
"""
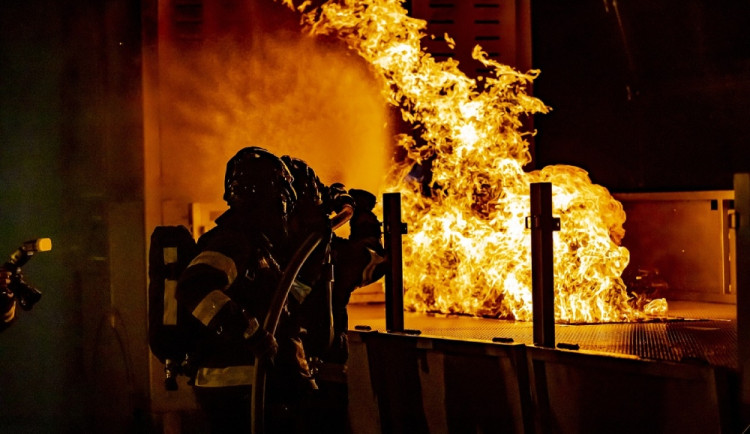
[280,155,324,210]
[223,147,297,218]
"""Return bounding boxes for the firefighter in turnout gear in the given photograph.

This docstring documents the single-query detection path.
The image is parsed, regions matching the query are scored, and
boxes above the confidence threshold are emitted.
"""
[176,147,314,433]
[281,155,388,434]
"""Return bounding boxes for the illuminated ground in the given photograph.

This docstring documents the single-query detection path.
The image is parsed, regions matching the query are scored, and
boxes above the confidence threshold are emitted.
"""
[348,300,738,369]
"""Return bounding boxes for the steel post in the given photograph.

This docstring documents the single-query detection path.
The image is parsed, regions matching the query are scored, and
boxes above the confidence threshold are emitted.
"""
[528,183,559,348]
[383,192,406,332]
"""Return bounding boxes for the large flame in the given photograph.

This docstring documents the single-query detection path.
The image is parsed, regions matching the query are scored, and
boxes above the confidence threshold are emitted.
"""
[282,0,667,322]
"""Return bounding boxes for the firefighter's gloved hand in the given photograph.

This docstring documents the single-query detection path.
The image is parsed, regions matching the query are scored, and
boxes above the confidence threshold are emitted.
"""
[349,189,382,241]
[327,182,355,214]
[245,325,278,361]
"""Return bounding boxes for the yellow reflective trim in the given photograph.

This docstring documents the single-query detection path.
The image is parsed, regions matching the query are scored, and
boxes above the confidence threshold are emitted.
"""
[163,279,178,326]
[188,250,238,285]
[290,279,312,303]
[192,290,231,326]
[194,365,257,388]
[2,301,15,323]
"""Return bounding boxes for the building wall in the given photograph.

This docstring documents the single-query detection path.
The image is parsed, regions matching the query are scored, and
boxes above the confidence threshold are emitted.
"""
[0,1,149,432]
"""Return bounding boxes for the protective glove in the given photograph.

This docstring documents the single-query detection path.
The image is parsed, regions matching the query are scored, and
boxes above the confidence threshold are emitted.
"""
[348,189,382,241]
[327,183,355,214]
[244,318,279,361]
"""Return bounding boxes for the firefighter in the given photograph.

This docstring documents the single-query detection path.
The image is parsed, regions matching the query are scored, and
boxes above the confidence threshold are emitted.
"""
[176,147,313,433]
[313,187,387,434]
[281,155,387,434]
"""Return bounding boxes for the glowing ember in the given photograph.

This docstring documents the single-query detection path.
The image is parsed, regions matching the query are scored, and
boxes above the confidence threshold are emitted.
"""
[282,0,667,322]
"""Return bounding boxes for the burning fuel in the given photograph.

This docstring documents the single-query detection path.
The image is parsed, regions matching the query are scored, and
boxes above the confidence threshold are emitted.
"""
[282,0,667,323]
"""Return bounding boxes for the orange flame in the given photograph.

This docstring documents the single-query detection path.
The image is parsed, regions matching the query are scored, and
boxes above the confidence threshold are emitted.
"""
[283,0,667,322]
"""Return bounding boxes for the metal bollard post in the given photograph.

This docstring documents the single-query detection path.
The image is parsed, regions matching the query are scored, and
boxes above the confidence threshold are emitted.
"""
[383,192,406,332]
[526,183,560,348]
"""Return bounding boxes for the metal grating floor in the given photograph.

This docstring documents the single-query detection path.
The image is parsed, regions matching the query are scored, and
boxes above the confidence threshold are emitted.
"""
[348,300,738,369]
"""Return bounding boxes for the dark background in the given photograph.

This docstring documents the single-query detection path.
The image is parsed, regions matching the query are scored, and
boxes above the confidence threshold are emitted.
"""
[0,0,749,431]
[532,0,750,192]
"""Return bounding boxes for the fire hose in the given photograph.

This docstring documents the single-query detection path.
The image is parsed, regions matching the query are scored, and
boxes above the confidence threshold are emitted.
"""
[251,204,354,433]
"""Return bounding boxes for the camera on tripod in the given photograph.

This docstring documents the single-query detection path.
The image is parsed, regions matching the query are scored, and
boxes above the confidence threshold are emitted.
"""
[3,238,52,310]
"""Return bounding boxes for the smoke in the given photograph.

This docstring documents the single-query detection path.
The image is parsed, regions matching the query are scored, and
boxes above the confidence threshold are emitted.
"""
[158,30,391,205]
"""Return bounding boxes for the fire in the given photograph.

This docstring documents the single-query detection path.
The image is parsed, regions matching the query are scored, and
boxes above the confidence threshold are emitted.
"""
[282,0,667,322]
